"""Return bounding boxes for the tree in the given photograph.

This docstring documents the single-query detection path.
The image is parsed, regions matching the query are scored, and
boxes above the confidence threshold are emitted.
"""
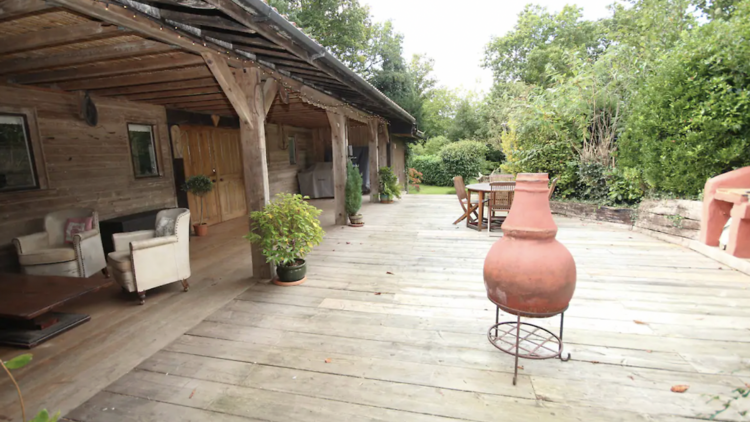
[268,0,372,73]
[421,87,458,138]
[483,4,607,87]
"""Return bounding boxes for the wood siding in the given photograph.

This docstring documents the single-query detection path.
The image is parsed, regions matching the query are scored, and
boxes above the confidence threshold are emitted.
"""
[266,124,311,197]
[0,85,175,271]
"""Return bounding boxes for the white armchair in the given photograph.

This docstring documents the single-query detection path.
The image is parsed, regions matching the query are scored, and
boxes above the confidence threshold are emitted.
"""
[107,208,191,304]
[13,209,107,278]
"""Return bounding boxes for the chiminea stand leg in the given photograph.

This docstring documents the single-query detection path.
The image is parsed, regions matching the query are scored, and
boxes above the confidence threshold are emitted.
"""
[494,306,499,338]
[513,314,521,386]
[559,312,571,362]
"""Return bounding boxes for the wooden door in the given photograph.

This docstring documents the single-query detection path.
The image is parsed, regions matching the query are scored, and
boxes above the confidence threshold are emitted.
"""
[213,128,247,221]
[180,126,222,226]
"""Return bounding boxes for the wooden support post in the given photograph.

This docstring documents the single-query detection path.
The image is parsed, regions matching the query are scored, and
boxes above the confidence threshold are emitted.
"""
[262,78,278,116]
[368,119,379,202]
[327,111,348,225]
[203,52,271,279]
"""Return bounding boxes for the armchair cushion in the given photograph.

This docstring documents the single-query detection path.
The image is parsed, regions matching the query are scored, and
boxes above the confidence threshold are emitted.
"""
[64,217,93,244]
[13,232,49,255]
[18,246,76,266]
[154,216,176,237]
[107,251,132,273]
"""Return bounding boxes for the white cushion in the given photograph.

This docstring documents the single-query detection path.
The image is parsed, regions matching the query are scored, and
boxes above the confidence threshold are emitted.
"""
[18,247,76,266]
[154,217,175,237]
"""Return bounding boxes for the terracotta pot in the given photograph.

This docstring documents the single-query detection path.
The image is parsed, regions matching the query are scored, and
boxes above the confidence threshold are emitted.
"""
[483,173,576,316]
[380,194,393,204]
[193,223,208,237]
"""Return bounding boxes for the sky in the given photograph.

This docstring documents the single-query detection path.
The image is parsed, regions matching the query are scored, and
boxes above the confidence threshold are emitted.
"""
[365,0,615,93]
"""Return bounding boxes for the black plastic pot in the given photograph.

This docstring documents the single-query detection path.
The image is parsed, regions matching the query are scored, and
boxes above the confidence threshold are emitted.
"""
[276,259,307,282]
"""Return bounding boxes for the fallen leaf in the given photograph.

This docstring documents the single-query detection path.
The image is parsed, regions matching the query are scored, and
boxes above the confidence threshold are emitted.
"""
[646,350,653,353]
[628,376,635,381]
[591,361,600,364]
[374,292,382,295]
[386,271,394,275]
[634,320,648,325]
[517,365,524,370]
[189,388,196,399]
[346,242,351,244]
[324,358,331,363]
[671,385,689,393]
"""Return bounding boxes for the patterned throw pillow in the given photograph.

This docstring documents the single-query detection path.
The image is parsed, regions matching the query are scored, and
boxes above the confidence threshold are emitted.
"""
[64,217,93,244]
[155,217,176,237]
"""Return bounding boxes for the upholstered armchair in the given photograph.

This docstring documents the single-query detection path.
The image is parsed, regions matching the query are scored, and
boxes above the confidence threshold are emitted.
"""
[106,208,191,304]
[13,209,107,278]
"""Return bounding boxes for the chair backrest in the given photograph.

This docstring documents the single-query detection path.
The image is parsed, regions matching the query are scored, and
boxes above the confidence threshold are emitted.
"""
[156,208,191,277]
[45,208,97,246]
[548,177,559,200]
[488,181,516,212]
[453,176,469,204]
[489,174,515,182]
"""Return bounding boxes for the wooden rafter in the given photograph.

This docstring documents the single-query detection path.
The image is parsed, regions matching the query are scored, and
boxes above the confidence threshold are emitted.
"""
[0,40,176,75]
[149,93,227,105]
[13,53,204,84]
[0,22,124,56]
[159,8,255,34]
[94,77,218,95]
[122,86,221,101]
[0,0,53,22]
[59,65,211,90]
[202,52,252,124]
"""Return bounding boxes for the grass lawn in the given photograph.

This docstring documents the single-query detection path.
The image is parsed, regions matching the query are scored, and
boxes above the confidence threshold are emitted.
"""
[408,179,478,195]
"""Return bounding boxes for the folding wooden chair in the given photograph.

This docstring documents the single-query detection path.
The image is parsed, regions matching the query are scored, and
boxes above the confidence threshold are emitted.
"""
[452,176,481,225]
[488,181,516,232]
[548,177,559,199]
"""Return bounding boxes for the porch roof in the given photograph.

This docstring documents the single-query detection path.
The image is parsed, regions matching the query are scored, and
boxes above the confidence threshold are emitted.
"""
[0,0,417,133]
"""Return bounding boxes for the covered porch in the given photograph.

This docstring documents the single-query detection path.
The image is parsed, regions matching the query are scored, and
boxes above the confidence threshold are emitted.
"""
[3,195,750,421]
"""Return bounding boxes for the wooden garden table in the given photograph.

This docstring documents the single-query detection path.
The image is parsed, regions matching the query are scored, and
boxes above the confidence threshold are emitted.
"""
[466,182,516,232]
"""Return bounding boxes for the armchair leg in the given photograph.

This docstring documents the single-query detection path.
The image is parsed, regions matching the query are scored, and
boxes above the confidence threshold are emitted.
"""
[102,268,110,278]
[180,279,190,292]
[138,291,146,305]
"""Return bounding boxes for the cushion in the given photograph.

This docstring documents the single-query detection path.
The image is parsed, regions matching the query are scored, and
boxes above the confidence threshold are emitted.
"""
[107,251,132,273]
[19,246,76,266]
[154,217,176,237]
[64,217,93,244]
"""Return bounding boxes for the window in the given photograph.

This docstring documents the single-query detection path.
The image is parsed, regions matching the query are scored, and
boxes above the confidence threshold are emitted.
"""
[288,135,297,165]
[128,124,159,178]
[0,114,37,192]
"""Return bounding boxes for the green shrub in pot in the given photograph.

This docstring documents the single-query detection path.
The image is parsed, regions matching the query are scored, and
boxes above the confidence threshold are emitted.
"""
[378,166,401,203]
[182,174,214,236]
[244,193,324,283]
[345,161,364,225]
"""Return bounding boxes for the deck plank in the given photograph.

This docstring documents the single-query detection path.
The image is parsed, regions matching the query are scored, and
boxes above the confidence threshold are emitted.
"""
[54,195,750,420]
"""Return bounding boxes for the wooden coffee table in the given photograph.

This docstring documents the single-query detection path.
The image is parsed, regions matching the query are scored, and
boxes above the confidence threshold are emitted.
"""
[0,273,112,348]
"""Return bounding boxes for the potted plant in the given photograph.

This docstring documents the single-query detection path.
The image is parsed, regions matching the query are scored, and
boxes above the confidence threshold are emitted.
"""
[378,166,402,203]
[346,161,364,226]
[183,174,214,236]
[244,193,324,285]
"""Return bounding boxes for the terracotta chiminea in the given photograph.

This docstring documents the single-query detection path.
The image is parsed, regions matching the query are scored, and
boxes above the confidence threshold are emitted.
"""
[483,173,576,385]
[484,173,576,316]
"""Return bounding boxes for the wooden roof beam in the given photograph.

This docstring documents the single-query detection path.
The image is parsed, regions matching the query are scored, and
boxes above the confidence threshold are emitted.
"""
[13,52,204,84]
[58,65,212,91]
[0,22,124,56]
[122,85,221,101]
[0,40,176,76]
[159,8,255,34]
[93,77,218,95]
[0,0,53,22]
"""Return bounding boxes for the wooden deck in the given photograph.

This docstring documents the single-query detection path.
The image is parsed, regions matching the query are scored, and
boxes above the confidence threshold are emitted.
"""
[4,195,750,421]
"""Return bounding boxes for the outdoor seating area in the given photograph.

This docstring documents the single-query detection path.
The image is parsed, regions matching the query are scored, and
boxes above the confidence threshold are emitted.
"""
[1,194,743,421]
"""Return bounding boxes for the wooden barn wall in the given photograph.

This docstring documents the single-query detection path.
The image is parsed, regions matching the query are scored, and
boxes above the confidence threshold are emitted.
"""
[392,138,407,188]
[265,123,311,197]
[0,85,175,272]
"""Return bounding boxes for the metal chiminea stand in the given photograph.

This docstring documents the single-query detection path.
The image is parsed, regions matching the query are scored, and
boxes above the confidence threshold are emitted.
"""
[487,306,570,386]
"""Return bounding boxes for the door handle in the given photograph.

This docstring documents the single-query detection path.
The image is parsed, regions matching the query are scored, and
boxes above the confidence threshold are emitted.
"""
[220,178,224,181]
[211,179,217,183]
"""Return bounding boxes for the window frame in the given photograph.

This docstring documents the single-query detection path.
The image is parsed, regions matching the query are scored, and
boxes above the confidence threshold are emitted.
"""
[288,134,297,165]
[126,122,161,179]
[0,106,47,193]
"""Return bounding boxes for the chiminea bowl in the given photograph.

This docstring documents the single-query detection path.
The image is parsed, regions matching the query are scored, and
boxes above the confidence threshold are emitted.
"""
[483,173,576,317]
